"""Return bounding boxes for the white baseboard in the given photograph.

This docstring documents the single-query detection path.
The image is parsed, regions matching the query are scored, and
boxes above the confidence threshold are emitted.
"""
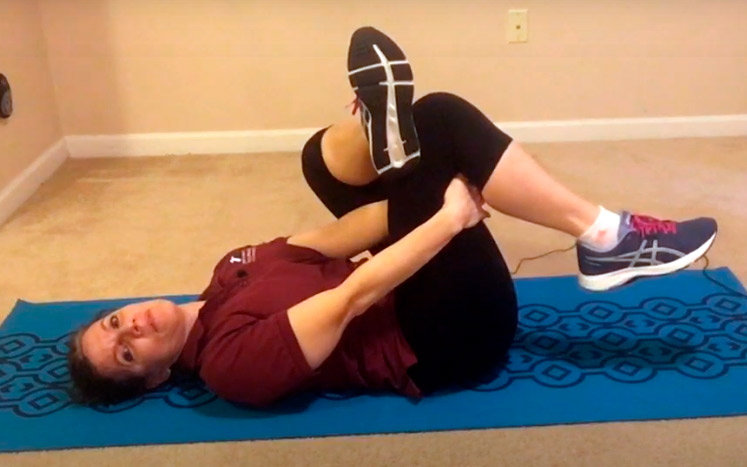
[503,114,747,143]
[66,128,320,159]
[65,114,747,158]
[0,139,69,226]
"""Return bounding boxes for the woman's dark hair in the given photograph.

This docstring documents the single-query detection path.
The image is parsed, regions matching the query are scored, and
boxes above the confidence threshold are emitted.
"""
[66,309,149,406]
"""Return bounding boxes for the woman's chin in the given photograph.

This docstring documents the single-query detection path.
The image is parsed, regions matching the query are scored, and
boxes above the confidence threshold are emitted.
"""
[151,302,178,337]
[164,303,186,335]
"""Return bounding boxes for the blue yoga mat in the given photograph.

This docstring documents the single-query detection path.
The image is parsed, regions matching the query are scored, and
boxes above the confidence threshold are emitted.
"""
[1,268,746,452]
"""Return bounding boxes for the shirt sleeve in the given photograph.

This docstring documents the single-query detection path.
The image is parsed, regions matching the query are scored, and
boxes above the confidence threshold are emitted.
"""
[198,309,316,407]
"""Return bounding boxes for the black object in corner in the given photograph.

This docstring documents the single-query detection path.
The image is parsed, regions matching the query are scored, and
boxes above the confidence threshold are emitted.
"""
[0,74,12,119]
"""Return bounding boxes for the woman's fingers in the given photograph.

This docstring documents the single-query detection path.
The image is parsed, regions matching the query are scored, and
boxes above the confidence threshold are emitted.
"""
[444,175,492,229]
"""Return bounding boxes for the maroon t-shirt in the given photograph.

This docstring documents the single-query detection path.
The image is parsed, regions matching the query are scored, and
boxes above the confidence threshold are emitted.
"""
[175,237,421,407]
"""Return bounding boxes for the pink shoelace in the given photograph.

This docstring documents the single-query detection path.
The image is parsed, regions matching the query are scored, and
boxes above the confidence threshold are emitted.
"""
[348,97,360,115]
[631,214,678,235]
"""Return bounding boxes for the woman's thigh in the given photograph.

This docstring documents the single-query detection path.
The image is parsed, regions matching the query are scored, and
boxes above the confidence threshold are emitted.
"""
[394,224,518,392]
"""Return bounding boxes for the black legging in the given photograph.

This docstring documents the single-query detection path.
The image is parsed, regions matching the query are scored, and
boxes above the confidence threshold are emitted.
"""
[302,92,518,392]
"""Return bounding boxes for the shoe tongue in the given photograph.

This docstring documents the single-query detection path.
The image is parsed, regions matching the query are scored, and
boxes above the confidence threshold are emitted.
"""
[618,211,634,240]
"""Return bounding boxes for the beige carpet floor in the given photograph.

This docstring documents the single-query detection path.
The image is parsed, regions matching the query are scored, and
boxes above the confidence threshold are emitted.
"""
[1,137,746,466]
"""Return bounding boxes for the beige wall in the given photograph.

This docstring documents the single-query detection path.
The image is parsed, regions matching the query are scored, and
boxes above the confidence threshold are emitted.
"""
[0,0,62,190]
[38,0,747,136]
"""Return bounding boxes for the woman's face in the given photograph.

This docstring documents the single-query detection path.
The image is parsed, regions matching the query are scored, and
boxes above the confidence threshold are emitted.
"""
[80,299,189,387]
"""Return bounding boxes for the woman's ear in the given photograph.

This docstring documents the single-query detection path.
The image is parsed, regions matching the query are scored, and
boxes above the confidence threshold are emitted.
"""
[145,367,171,389]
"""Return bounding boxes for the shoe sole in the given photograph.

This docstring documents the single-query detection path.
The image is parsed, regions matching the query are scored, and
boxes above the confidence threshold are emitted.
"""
[578,232,717,291]
[347,28,420,175]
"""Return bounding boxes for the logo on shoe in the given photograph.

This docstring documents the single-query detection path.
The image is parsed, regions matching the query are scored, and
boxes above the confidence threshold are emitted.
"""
[585,240,685,268]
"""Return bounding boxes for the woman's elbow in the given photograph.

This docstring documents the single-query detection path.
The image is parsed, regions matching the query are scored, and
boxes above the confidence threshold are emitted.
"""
[337,282,374,321]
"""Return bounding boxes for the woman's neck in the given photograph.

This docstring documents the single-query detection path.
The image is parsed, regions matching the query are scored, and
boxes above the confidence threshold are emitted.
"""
[180,301,205,342]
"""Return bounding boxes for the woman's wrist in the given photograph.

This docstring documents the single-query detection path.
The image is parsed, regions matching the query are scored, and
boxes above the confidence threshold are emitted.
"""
[435,205,465,237]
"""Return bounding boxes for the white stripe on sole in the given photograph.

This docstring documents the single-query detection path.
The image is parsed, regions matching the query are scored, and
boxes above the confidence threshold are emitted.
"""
[348,60,409,76]
[372,150,421,174]
[379,81,414,86]
[578,232,717,291]
[371,43,411,169]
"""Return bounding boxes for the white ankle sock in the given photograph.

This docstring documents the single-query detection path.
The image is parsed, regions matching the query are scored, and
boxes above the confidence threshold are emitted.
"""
[579,206,621,250]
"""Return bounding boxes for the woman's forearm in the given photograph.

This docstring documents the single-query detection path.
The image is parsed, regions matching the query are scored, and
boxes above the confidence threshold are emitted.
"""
[287,206,461,369]
[288,177,483,369]
[342,207,462,320]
